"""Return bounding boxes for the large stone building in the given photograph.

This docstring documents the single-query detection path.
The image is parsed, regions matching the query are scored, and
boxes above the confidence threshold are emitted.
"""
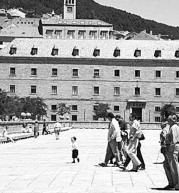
[0,38,179,122]
[41,0,114,40]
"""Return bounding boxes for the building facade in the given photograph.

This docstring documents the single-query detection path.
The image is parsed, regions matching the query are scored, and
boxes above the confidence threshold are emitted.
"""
[0,38,179,122]
[41,0,114,40]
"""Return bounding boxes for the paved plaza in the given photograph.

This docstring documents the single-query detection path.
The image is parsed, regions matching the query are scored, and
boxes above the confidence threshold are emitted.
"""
[0,129,173,193]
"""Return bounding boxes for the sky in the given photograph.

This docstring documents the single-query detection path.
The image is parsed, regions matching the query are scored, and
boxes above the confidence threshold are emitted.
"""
[94,0,179,27]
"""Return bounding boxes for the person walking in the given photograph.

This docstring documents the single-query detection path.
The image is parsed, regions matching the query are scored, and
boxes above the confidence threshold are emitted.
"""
[34,120,39,138]
[54,120,62,140]
[123,113,141,172]
[162,115,179,190]
[71,136,80,163]
[98,112,121,167]
[42,119,49,135]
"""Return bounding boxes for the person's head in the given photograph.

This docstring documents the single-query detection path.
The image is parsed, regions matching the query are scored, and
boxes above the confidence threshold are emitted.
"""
[129,113,137,122]
[43,119,46,122]
[115,114,122,121]
[168,114,177,126]
[71,136,77,143]
[107,112,115,121]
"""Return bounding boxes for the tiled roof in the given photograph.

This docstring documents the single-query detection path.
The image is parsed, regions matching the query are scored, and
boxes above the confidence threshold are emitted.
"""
[0,24,42,38]
[0,38,179,60]
[42,18,113,26]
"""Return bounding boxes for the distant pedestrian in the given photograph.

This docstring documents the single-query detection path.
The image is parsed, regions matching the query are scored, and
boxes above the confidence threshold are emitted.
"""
[34,120,39,138]
[2,126,14,143]
[71,136,80,163]
[42,119,49,135]
[54,120,62,140]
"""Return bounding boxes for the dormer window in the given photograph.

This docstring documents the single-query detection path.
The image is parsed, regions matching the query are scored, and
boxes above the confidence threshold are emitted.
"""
[93,48,100,57]
[51,48,58,56]
[31,47,38,55]
[175,50,179,58]
[134,49,141,57]
[154,50,161,58]
[113,48,120,57]
[72,47,79,56]
[9,46,17,55]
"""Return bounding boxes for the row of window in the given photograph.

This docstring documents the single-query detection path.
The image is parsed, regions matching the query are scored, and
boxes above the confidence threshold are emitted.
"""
[51,104,179,113]
[50,114,162,122]
[9,46,179,58]
[8,67,179,79]
[8,84,179,97]
[45,29,113,40]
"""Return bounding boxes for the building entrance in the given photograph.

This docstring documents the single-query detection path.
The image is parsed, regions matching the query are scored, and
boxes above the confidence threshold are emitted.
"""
[132,108,142,121]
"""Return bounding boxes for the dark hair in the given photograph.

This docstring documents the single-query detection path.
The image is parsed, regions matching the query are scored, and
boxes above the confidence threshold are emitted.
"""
[130,113,137,120]
[118,120,127,130]
[107,112,115,119]
[115,114,122,120]
[72,136,77,141]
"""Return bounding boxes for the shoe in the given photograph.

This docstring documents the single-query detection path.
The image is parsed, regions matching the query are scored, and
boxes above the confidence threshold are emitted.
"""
[72,160,75,163]
[77,158,80,162]
[139,167,145,170]
[136,164,142,171]
[129,169,137,172]
[119,164,126,171]
[109,160,113,164]
[163,185,175,190]
[98,163,107,167]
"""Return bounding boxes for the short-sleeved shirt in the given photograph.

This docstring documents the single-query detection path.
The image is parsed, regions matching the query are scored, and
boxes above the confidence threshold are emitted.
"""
[167,124,179,145]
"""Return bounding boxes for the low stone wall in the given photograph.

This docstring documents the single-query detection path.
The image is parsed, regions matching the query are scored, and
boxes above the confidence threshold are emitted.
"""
[0,121,162,134]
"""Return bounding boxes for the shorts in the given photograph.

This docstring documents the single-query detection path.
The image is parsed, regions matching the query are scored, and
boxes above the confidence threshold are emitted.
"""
[72,149,78,158]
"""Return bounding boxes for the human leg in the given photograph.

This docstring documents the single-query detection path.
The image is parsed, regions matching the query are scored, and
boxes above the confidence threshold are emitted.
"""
[137,142,145,169]
[128,139,141,171]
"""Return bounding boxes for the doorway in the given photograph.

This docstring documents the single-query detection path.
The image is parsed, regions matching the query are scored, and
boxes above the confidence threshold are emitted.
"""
[132,108,142,121]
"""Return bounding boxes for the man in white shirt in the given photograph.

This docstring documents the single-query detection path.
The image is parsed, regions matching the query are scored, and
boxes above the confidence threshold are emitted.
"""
[54,120,62,140]
[99,112,122,167]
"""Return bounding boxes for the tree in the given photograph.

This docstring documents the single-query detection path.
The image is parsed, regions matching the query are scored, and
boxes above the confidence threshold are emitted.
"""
[21,97,47,120]
[160,103,176,121]
[57,103,71,119]
[93,103,110,121]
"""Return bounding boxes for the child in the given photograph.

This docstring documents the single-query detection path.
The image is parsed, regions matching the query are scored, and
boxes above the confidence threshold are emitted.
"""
[2,126,15,143]
[71,136,80,163]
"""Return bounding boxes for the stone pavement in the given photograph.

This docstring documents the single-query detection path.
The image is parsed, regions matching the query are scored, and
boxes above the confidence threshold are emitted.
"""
[0,129,172,193]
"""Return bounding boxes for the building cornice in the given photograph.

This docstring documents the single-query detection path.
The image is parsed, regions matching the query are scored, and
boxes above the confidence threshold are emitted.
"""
[0,56,179,66]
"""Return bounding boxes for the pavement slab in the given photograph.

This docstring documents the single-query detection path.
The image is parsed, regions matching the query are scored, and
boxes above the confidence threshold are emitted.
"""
[0,129,171,193]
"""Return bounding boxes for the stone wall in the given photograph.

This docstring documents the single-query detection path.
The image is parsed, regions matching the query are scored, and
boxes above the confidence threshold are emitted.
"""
[0,121,161,134]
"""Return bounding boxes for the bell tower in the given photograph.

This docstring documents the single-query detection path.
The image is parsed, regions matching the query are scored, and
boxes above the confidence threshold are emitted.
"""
[63,0,76,20]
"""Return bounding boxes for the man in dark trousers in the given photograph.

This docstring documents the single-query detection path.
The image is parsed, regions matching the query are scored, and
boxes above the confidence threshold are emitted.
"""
[42,119,49,135]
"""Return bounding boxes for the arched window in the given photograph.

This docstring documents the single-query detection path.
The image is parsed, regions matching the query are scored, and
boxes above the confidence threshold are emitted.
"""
[113,47,120,57]
[134,49,141,57]
[93,48,100,57]
[31,47,38,55]
[72,47,79,56]
[175,50,179,58]
[51,47,58,56]
[154,50,161,58]
[9,46,17,55]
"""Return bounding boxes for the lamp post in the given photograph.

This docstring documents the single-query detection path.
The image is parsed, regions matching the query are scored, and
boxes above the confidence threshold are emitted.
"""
[84,109,86,121]
[149,110,151,122]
